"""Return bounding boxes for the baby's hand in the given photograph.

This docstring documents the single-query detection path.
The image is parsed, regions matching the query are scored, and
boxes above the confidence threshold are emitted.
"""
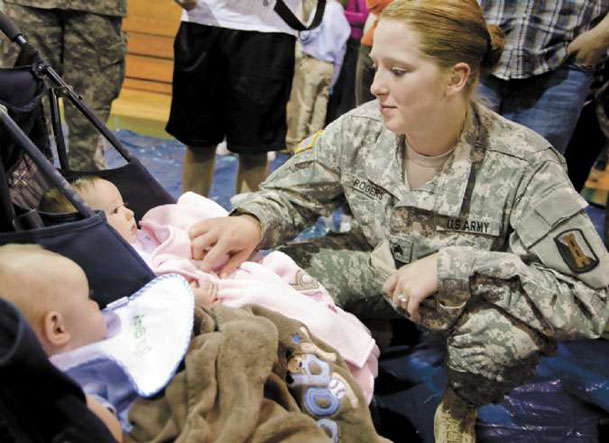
[191,279,219,307]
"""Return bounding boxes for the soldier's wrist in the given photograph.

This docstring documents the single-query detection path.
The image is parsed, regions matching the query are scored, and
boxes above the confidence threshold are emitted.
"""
[231,210,264,242]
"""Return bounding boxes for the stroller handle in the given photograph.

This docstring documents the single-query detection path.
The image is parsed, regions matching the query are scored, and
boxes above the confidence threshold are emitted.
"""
[0,12,25,45]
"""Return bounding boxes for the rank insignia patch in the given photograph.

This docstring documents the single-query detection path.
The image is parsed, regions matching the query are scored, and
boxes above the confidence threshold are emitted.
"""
[554,229,599,273]
[294,130,323,154]
[389,238,412,267]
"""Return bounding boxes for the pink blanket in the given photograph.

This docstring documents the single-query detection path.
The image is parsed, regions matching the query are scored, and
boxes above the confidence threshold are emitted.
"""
[133,192,378,402]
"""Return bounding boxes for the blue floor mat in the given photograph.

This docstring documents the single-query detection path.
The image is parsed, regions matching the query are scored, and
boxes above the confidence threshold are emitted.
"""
[373,337,609,442]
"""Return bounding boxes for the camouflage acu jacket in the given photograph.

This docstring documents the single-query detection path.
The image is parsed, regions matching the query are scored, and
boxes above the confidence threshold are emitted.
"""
[5,0,126,16]
[234,100,609,340]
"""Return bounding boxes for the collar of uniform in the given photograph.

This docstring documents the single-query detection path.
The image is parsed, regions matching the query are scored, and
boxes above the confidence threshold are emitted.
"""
[394,103,482,216]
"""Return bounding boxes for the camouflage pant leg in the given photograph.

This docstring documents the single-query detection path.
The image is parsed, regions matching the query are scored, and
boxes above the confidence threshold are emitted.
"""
[2,5,63,70]
[62,11,126,170]
[276,230,397,319]
[445,300,554,406]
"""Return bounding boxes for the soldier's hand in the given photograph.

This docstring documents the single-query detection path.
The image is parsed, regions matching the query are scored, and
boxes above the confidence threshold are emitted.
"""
[189,215,262,278]
[382,253,439,324]
[567,28,608,69]
[174,0,199,11]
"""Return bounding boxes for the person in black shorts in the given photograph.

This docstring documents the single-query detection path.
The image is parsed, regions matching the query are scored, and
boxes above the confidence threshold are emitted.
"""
[168,0,300,196]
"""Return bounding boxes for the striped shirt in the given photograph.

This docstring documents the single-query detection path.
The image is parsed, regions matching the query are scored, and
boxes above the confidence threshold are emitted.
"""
[479,0,609,79]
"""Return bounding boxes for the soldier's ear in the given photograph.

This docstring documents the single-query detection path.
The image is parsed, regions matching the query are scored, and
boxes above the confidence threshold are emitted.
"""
[445,63,471,96]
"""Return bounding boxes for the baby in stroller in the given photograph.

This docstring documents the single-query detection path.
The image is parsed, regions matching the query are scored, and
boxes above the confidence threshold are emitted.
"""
[39,177,379,402]
[0,243,388,442]
[39,177,220,307]
[0,244,124,441]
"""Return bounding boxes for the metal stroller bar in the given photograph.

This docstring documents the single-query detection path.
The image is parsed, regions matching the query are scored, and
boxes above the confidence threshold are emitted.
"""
[0,11,24,45]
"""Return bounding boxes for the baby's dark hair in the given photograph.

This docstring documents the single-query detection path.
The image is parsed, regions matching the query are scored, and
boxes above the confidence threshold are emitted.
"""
[38,176,101,213]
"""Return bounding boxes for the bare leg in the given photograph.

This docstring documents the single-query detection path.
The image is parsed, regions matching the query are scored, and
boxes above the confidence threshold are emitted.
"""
[182,145,217,196]
[236,152,269,194]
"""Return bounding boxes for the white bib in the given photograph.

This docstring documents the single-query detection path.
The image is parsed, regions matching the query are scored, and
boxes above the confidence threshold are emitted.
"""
[52,274,194,397]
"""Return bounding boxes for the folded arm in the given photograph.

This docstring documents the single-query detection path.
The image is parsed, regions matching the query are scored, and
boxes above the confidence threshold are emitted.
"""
[436,160,609,338]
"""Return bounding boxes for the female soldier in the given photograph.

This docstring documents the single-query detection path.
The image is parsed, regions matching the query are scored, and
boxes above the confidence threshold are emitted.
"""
[188,1,609,441]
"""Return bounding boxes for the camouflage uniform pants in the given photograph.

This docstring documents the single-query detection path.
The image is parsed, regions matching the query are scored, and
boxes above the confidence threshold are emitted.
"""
[277,230,397,319]
[4,4,126,170]
[278,231,553,406]
[285,55,334,150]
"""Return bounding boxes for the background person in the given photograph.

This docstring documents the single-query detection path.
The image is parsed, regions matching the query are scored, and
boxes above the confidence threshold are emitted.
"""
[477,0,609,155]
[285,0,351,151]
[168,0,301,196]
[564,62,609,193]
[355,0,392,106]
[188,1,609,441]
[324,0,368,124]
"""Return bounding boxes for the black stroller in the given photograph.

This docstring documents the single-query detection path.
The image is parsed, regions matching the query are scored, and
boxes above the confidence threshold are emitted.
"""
[0,13,175,441]
[0,14,176,307]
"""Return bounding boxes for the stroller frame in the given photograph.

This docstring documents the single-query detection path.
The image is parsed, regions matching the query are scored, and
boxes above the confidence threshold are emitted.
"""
[0,11,175,307]
[0,10,136,171]
[0,10,174,224]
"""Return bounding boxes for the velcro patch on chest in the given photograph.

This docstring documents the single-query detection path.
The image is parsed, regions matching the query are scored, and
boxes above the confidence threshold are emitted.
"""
[351,178,384,201]
[439,217,493,234]
[554,229,599,273]
[389,238,412,267]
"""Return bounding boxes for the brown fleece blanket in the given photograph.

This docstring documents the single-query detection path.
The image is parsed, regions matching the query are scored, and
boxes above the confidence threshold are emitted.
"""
[127,304,388,443]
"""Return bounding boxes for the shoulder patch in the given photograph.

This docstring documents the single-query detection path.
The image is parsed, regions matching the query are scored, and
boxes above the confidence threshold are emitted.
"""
[554,229,599,273]
[294,130,323,154]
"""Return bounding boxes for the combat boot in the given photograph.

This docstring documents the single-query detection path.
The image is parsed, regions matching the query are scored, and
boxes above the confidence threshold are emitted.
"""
[434,388,477,443]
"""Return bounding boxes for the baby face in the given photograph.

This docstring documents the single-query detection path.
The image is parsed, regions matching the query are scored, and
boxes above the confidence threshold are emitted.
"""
[54,257,107,350]
[83,179,137,243]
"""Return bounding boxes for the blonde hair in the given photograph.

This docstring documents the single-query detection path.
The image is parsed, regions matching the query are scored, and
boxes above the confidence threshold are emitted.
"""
[0,244,65,332]
[381,0,504,96]
[38,176,101,213]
